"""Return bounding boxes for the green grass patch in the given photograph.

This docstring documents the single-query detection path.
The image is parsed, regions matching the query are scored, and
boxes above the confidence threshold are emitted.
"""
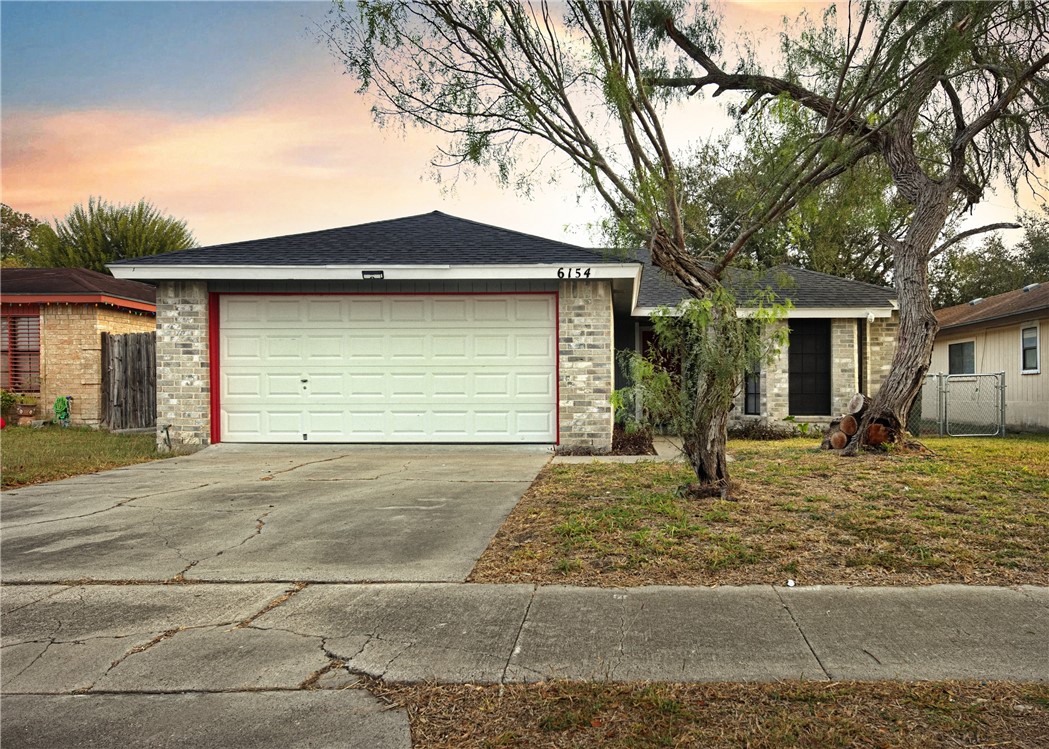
[1,425,166,488]
[472,434,1049,586]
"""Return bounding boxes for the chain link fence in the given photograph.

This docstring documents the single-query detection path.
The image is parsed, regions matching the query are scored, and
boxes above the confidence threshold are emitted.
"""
[908,372,1006,437]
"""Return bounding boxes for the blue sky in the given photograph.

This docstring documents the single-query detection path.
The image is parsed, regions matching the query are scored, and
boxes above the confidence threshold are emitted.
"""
[2,2,329,114]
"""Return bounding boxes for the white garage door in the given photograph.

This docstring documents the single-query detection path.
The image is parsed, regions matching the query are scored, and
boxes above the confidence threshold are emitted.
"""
[218,294,557,443]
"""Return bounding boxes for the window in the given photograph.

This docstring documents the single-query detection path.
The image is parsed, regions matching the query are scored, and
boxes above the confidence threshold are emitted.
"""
[948,341,975,375]
[744,369,761,415]
[1022,325,1039,373]
[0,315,41,392]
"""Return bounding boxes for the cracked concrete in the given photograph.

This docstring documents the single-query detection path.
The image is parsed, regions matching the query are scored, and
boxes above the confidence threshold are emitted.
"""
[2,445,550,583]
[0,692,410,749]
[4,446,1046,747]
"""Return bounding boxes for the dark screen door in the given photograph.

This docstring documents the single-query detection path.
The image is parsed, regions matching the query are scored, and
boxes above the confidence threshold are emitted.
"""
[788,319,831,415]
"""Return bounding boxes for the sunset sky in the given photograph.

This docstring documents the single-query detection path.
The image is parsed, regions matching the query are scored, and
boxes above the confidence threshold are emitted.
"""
[1,0,1037,249]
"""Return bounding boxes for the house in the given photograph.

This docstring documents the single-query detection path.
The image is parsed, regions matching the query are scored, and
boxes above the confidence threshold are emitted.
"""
[107,211,898,451]
[625,249,899,426]
[0,268,157,425]
[932,282,1048,431]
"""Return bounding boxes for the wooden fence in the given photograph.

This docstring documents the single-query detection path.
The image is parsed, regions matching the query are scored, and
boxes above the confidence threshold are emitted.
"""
[101,332,156,430]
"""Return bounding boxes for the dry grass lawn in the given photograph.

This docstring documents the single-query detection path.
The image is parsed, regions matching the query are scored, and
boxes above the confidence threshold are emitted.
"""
[470,435,1049,586]
[373,680,1049,749]
[1,425,164,489]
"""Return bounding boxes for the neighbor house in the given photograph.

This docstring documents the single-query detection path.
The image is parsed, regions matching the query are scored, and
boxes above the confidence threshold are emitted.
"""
[931,282,1049,431]
[0,268,157,425]
[108,211,898,451]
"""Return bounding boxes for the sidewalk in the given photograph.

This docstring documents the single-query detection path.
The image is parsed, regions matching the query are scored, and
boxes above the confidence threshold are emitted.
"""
[4,582,1046,692]
[5,581,1046,748]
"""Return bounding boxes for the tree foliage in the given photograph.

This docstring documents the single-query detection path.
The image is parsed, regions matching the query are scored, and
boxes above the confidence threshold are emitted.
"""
[1,203,43,268]
[327,0,777,488]
[328,0,1049,465]
[28,198,197,274]
[615,288,789,493]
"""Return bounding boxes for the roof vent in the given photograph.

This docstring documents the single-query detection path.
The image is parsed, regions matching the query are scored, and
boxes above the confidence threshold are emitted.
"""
[968,297,984,306]
[1023,283,1040,292]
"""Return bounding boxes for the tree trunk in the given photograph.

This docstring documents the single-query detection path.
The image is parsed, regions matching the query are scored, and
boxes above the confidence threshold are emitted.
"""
[849,190,947,453]
[682,403,730,493]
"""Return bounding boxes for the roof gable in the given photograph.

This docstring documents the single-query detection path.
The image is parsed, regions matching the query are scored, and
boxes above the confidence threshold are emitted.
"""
[111,211,607,267]
[936,282,1049,329]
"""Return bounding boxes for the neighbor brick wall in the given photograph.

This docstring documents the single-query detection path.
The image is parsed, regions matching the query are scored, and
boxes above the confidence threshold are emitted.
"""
[155,281,210,451]
[39,305,102,425]
[558,280,614,450]
[96,307,155,336]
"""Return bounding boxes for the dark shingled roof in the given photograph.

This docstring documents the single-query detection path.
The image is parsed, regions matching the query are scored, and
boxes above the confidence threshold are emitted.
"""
[633,248,896,311]
[1,267,156,305]
[936,282,1049,329]
[112,211,608,266]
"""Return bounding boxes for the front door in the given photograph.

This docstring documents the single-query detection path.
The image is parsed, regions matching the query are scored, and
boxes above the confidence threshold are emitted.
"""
[788,319,831,415]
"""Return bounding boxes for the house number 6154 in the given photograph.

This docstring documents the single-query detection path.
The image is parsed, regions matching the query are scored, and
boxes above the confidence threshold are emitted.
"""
[557,267,591,278]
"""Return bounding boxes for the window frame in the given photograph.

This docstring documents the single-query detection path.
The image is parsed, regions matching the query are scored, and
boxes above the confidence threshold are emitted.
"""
[947,339,976,375]
[1021,322,1040,375]
[0,314,42,393]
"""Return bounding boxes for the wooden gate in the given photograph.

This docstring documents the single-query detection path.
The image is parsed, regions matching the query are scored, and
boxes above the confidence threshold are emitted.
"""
[101,332,156,429]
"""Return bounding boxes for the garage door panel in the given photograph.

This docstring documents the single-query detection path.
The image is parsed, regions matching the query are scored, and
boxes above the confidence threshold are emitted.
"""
[225,336,262,361]
[306,299,344,322]
[432,335,468,359]
[305,336,343,359]
[432,299,468,321]
[390,373,427,397]
[516,373,554,397]
[389,336,427,359]
[264,374,303,397]
[220,294,556,443]
[390,299,426,321]
[266,337,302,359]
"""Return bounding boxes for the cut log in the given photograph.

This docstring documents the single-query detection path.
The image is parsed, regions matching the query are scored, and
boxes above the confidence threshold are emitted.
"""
[846,393,871,416]
[840,414,859,436]
[829,431,849,450]
[866,422,890,447]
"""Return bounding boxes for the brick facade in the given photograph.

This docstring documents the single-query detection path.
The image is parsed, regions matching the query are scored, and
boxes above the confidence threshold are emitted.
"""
[868,314,898,393]
[558,280,614,450]
[38,305,155,426]
[732,314,898,426]
[155,281,211,451]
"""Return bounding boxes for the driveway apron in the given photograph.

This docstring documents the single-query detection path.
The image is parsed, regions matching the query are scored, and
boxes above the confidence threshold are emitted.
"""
[0,444,550,583]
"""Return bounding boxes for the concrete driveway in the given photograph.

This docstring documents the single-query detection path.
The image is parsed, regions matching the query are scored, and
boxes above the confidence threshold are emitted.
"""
[0,444,550,583]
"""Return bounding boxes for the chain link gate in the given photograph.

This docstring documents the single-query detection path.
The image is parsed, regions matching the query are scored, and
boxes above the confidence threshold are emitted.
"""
[908,372,1006,437]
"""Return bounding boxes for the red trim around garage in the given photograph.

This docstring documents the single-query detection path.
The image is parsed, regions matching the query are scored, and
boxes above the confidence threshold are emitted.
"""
[554,288,560,445]
[205,291,560,445]
[208,292,221,445]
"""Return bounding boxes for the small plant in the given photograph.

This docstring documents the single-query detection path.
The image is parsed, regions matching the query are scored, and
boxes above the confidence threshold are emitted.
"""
[14,393,38,405]
[0,390,14,412]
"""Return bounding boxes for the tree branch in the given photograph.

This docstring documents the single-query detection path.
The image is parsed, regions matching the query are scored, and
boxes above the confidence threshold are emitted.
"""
[928,222,1021,259]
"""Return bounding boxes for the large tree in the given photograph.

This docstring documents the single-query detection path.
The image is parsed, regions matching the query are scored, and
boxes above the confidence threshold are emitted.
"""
[651,1,1048,450]
[28,197,197,274]
[330,0,806,489]
[329,0,1048,465]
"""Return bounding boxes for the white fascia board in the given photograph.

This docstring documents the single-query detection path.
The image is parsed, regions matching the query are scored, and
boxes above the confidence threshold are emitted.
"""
[109,263,641,282]
[632,305,898,319]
